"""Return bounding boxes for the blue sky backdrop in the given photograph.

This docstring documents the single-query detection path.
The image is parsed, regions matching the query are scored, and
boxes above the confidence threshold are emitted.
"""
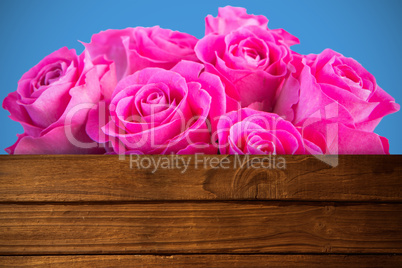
[1,0,401,153]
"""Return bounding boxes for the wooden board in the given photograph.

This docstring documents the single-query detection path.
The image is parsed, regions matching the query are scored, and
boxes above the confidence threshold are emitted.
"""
[0,155,401,202]
[1,155,401,266]
[1,255,401,268]
[1,202,401,255]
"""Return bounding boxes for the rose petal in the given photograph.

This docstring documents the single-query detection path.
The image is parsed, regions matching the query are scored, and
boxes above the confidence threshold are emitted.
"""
[13,125,104,154]
[171,60,226,134]
[177,143,218,154]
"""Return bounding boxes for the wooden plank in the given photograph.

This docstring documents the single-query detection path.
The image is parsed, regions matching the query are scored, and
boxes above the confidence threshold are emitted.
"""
[0,202,401,255]
[0,155,401,202]
[1,255,401,268]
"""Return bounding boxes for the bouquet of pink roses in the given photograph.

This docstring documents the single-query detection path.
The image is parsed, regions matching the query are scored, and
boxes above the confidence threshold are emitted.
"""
[3,6,399,155]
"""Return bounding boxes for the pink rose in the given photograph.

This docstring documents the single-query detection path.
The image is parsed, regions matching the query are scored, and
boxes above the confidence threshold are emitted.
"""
[83,26,199,83]
[217,108,312,154]
[205,6,299,47]
[305,49,400,132]
[195,25,295,113]
[299,119,390,154]
[274,51,399,154]
[2,47,110,154]
[205,6,268,35]
[86,61,225,154]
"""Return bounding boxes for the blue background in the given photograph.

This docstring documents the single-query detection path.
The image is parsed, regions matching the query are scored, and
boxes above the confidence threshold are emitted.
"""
[1,0,401,153]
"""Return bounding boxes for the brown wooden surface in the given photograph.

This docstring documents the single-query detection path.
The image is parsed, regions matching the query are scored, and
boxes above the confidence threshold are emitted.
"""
[0,155,401,266]
[0,155,401,202]
[1,202,401,255]
[1,255,401,268]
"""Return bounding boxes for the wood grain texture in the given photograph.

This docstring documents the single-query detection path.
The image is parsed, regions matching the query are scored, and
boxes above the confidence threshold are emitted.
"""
[1,155,401,265]
[1,255,401,268]
[1,202,401,255]
[0,155,401,202]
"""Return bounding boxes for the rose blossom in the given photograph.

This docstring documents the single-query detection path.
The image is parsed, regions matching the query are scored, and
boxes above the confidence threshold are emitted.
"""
[217,108,316,154]
[3,47,111,154]
[205,6,299,47]
[82,26,201,149]
[305,49,400,132]
[83,26,199,83]
[274,51,399,154]
[86,61,226,154]
[195,25,296,113]
[298,118,390,154]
